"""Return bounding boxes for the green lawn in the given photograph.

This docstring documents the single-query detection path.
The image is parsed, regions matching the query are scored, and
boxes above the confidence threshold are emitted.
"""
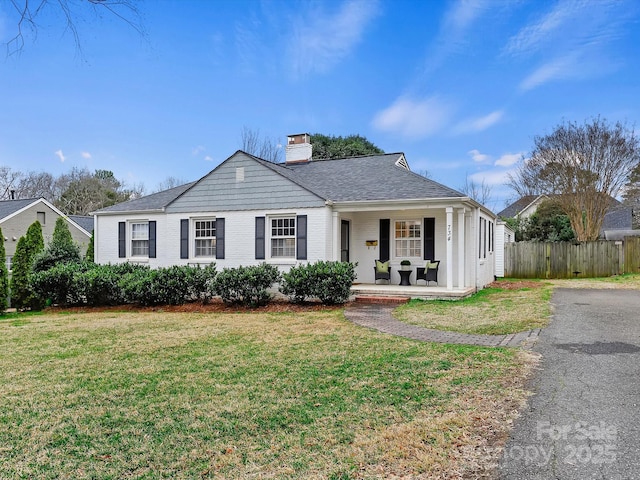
[395,281,553,335]
[0,309,534,479]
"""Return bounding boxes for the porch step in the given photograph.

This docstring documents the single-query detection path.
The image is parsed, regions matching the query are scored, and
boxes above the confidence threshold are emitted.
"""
[354,295,411,305]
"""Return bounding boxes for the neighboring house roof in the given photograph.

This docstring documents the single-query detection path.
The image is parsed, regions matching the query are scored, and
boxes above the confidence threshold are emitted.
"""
[0,197,92,237]
[69,215,95,233]
[497,195,543,218]
[93,182,196,214]
[0,198,42,221]
[602,205,633,231]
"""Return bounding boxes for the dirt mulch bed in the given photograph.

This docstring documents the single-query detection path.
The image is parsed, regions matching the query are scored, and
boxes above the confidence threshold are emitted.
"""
[487,279,545,290]
[46,299,345,315]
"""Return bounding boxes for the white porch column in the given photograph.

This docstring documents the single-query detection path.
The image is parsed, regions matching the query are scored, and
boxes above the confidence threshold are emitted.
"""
[457,208,466,288]
[446,207,453,290]
[332,211,340,261]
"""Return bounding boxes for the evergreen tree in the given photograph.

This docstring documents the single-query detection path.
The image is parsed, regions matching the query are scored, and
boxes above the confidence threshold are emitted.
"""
[85,230,95,262]
[33,217,81,272]
[0,228,9,314]
[310,134,384,160]
[10,221,45,310]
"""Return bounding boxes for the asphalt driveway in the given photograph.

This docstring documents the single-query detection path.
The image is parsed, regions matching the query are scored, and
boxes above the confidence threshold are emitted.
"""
[498,288,640,479]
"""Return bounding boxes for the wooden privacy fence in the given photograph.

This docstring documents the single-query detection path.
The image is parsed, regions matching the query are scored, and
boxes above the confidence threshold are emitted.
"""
[504,237,640,279]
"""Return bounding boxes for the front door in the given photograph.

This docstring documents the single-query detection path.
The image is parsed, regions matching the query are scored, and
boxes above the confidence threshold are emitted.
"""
[341,220,350,262]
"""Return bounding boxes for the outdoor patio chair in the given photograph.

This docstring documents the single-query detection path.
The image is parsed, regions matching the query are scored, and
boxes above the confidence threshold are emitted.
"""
[416,260,439,286]
[374,260,391,284]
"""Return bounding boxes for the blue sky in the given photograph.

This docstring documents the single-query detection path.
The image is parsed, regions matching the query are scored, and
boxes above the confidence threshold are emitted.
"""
[1,0,639,210]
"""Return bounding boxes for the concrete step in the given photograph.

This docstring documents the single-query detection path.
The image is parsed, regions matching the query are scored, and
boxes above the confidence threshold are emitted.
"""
[354,295,411,305]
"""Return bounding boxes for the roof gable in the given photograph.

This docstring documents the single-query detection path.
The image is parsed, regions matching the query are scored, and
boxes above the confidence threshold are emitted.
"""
[166,151,326,213]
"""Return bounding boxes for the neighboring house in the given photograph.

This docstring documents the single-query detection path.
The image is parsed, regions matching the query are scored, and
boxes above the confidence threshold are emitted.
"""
[498,194,633,238]
[497,195,549,220]
[494,220,515,278]
[0,198,93,271]
[93,134,498,291]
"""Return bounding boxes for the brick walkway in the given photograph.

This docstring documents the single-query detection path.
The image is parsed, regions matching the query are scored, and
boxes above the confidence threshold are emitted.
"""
[344,303,540,349]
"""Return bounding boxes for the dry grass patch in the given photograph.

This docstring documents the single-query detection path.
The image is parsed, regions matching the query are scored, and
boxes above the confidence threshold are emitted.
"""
[548,273,640,290]
[395,282,552,335]
[0,309,533,479]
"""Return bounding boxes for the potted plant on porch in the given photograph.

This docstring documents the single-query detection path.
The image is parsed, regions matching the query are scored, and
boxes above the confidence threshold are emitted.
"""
[400,259,411,271]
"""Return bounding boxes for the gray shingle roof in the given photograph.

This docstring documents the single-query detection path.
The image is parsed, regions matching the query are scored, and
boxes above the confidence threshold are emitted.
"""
[497,195,541,218]
[259,153,465,202]
[93,182,196,214]
[95,153,469,215]
[69,215,94,233]
[0,198,41,221]
[602,205,632,231]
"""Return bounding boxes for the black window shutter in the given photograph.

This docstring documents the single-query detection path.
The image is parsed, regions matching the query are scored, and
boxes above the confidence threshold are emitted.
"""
[424,217,435,260]
[180,219,189,259]
[296,215,307,260]
[255,216,265,259]
[118,222,126,258]
[215,218,225,259]
[379,219,390,262]
[148,221,157,258]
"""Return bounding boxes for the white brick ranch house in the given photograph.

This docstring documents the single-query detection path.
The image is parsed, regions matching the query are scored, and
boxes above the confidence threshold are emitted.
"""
[93,134,497,295]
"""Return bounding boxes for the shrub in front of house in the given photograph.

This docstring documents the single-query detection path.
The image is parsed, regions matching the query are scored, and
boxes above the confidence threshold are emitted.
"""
[213,263,281,307]
[117,264,217,306]
[279,263,315,303]
[279,261,357,305]
[30,262,93,307]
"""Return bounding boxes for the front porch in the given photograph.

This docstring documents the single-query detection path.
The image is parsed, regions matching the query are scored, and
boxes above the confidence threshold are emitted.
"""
[351,283,476,300]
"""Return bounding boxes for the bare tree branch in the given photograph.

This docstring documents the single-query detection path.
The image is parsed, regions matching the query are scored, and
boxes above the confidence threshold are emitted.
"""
[240,127,283,163]
[4,0,145,57]
[507,117,640,241]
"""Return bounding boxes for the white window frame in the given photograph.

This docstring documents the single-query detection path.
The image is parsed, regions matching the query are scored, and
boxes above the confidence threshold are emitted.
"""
[6,255,12,272]
[130,221,149,257]
[269,215,296,258]
[394,219,422,259]
[193,218,217,258]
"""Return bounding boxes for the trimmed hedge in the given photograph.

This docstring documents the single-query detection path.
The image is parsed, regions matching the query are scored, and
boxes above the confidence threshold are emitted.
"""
[213,263,281,307]
[30,263,217,308]
[29,260,356,309]
[280,261,357,304]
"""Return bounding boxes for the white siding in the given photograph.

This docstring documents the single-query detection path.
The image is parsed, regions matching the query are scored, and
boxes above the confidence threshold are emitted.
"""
[494,221,515,278]
[96,207,332,271]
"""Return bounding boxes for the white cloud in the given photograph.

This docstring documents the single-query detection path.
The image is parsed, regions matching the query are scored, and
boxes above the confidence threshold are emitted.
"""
[494,152,523,167]
[469,169,511,187]
[503,1,577,57]
[454,110,504,134]
[468,149,490,163]
[288,0,381,77]
[81,151,92,159]
[371,95,454,139]
[54,149,65,162]
[519,55,576,91]
[192,145,206,155]
[204,155,214,162]
[506,1,636,90]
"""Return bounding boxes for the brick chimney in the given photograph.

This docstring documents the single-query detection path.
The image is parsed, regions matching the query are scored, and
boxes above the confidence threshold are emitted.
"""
[285,133,312,164]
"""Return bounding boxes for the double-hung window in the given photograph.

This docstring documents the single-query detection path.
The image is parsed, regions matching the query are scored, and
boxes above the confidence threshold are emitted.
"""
[131,222,149,257]
[395,220,421,258]
[271,217,295,258]
[194,219,216,257]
